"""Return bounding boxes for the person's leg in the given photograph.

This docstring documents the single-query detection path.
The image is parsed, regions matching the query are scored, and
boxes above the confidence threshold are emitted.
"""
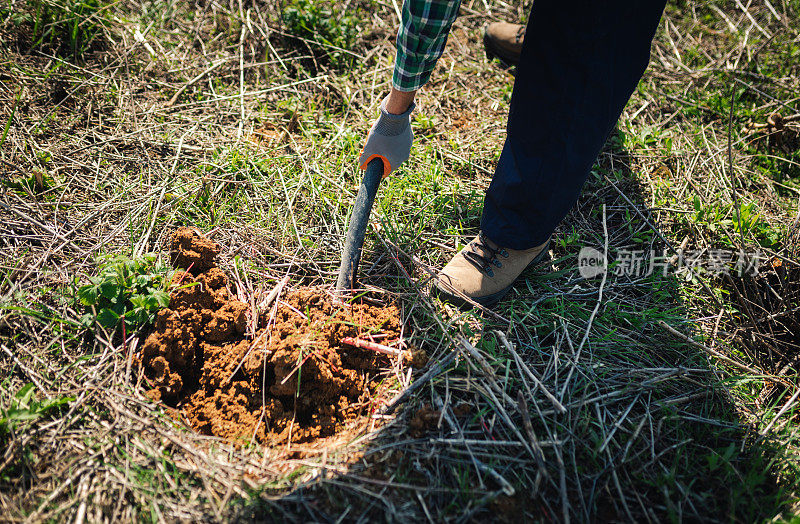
[434,0,666,307]
[481,0,667,250]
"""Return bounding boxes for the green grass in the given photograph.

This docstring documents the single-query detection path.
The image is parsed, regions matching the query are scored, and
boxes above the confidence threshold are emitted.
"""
[0,0,799,521]
[280,0,361,70]
[2,0,110,59]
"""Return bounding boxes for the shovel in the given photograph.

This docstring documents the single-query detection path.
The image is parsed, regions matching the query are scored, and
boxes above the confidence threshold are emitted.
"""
[335,158,384,293]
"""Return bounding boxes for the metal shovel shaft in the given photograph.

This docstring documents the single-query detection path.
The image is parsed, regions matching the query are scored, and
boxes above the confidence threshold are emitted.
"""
[336,158,384,293]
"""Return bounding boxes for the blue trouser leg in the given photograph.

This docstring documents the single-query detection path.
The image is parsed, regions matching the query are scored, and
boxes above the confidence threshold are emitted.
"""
[480,0,668,250]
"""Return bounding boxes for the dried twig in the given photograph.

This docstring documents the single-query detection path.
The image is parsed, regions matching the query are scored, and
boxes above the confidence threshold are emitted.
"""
[658,320,783,382]
[341,336,405,358]
[165,60,227,108]
[380,349,460,415]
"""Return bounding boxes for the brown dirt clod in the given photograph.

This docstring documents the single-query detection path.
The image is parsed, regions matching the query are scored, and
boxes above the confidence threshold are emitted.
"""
[139,228,411,446]
[409,403,441,437]
[170,226,220,273]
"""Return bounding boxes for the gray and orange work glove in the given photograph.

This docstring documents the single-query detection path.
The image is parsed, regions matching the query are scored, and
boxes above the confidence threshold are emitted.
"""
[358,98,415,178]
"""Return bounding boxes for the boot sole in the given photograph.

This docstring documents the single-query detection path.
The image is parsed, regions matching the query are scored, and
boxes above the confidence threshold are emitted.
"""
[432,240,551,310]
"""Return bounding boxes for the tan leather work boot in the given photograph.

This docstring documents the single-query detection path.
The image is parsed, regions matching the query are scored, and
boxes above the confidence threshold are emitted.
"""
[433,232,550,308]
[483,22,525,65]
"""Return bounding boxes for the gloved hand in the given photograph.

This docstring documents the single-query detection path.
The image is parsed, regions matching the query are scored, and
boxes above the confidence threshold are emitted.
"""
[358,98,415,178]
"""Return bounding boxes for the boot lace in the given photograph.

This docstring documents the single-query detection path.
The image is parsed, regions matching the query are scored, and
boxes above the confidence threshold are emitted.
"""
[515,26,525,43]
[463,233,509,277]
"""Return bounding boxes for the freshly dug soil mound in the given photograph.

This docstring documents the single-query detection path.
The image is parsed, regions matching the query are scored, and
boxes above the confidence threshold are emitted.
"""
[139,227,410,445]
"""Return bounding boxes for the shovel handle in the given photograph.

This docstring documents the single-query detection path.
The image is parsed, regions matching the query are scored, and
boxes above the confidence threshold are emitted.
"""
[336,158,384,293]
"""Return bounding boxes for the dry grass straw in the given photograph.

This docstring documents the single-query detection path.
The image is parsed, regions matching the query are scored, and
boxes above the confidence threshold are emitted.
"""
[1,0,799,521]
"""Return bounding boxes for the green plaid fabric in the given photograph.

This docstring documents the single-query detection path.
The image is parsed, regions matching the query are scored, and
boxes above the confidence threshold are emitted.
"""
[393,0,462,91]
